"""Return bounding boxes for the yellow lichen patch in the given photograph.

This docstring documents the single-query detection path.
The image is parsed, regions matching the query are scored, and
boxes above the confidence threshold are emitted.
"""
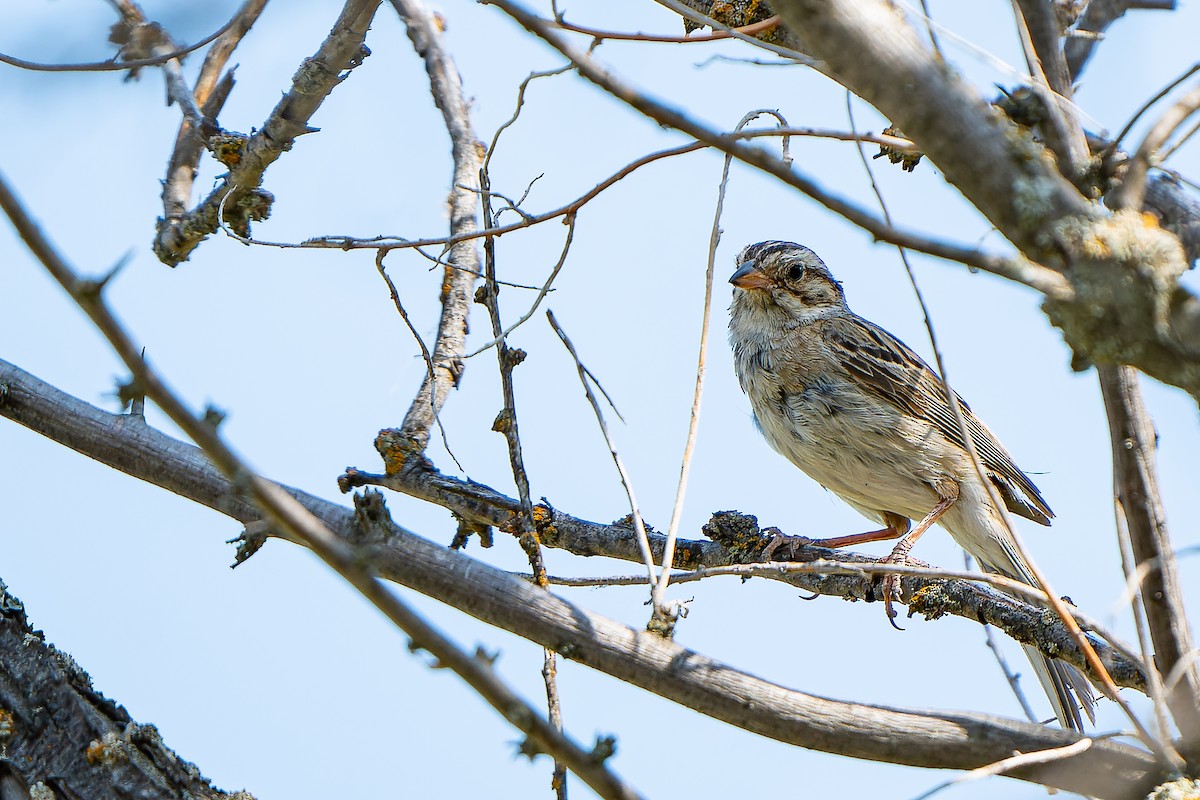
[210,133,248,168]
[374,428,419,475]
[532,504,554,529]
[0,708,13,740]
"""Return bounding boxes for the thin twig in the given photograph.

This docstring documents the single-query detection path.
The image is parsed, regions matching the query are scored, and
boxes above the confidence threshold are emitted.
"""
[533,557,1144,678]
[478,173,544,582]
[1105,61,1200,157]
[375,252,465,472]
[0,14,238,72]
[479,168,567,796]
[1112,497,1176,749]
[482,0,1073,298]
[467,216,576,359]
[553,14,780,44]
[547,310,657,586]
[650,110,789,634]
[915,0,945,62]
[1115,79,1200,210]
[909,738,1095,800]
[1158,114,1200,162]
[225,129,919,255]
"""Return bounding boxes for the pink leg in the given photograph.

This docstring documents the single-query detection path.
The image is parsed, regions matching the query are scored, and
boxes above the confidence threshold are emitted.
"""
[763,512,911,560]
[882,482,960,629]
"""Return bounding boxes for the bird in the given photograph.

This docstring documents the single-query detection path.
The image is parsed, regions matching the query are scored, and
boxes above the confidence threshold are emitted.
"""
[727,239,1094,730]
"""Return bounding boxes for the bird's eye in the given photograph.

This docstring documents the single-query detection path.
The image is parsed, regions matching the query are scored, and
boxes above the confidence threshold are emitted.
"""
[787,264,804,281]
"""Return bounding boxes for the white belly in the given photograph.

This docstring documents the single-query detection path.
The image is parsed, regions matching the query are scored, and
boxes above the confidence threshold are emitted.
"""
[750,375,951,525]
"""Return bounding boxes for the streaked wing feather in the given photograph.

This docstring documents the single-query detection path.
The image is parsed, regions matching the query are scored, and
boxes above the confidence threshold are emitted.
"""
[824,315,1053,524]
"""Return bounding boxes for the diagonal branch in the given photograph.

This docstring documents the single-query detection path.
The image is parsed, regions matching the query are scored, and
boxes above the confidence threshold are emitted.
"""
[1098,365,1200,756]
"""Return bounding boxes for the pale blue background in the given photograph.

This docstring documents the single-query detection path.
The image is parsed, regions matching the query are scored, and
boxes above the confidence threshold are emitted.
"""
[2,1,1198,798]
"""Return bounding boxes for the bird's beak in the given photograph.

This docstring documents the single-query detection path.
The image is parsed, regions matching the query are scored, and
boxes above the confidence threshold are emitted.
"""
[730,261,772,290]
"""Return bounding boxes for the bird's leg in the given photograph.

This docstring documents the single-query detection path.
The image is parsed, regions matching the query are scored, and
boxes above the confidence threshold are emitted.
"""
[882,480,960,629]
[763,512,910,560]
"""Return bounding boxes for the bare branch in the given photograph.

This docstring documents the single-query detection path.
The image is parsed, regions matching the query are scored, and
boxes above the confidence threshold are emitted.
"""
[387,0,483,453]
[1113,80,1200,211]
[0,359,1166,799]
[483,0,1072,296]
[547,311,658,586]
[153,0,381,266]
[1066,0,1177,82]
[0,13,239,72]
[161,0,271,227]
[1098,365,1200,755]
[1011,0,1089,174]
[554,13,780,44]
[0,177,643,800]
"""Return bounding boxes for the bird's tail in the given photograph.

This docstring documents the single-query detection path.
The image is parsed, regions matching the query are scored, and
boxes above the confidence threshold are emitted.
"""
[979,540,1096,730]
[1018,643,1095,730]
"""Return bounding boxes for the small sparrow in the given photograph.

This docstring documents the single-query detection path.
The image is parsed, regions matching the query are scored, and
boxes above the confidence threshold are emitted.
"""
[728,240,1094,729]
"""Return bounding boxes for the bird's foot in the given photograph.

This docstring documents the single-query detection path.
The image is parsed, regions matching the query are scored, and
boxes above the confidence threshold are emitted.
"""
[879,542,929,631]
[762,532,814,561]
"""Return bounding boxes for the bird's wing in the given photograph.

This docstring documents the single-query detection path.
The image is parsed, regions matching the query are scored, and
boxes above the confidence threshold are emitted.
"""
[823,314,1054,525]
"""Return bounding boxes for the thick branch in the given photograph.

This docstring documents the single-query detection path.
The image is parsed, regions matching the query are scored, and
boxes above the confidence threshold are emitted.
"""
[1098,365,1200,755]
[0,360,1145,692]
[0,581,244,799]
[0,359,1164,799]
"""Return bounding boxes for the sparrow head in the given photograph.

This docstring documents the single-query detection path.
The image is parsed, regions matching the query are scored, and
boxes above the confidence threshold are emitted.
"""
[730,241,847,323]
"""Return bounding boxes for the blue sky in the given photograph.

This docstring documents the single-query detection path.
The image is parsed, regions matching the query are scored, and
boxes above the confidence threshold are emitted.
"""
[2,1,1199,798]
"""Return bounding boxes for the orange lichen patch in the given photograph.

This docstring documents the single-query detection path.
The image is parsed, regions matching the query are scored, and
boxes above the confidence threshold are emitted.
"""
[374,428,419,475]
[532,505,554,529]
[1140,210,1161,229]
[85,735,125,766]
[440,265,454,302]
[499,510,522,535]
[210,133,247,168]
